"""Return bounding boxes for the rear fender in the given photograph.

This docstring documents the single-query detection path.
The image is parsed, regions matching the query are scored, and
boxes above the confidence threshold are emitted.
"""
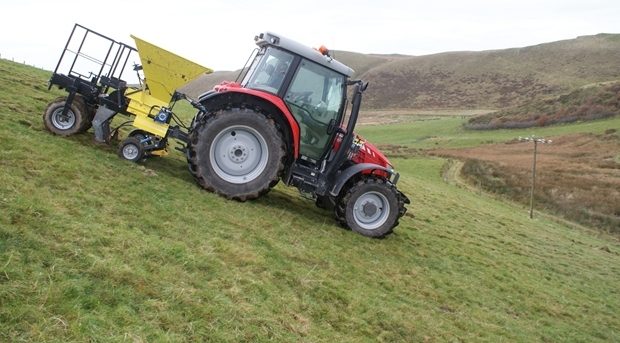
[329,163,399,197]
[196,88,300,158]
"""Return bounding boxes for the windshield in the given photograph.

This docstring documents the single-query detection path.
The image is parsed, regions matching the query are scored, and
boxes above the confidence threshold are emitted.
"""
[242,47,294,94]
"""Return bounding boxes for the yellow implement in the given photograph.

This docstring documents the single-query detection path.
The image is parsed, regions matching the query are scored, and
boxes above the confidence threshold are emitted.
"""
[47,24,213,161]
[127,36,212,138]
[131,35,211,103]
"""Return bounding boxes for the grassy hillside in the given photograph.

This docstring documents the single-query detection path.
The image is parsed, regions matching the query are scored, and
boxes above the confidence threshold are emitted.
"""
[466,81,620,129]
[182,70,241,96]
[182,51,406,99]
[357,109,620,233]
[330,51,408,78]
[185,34,620,111]
[361,34,620,109]
[357,113,620,149]
[1,59,620,342]
[432,132,620,233]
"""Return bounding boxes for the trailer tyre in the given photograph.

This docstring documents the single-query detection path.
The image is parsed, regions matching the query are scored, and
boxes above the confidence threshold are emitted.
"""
[188,108,285,201]
[336,177,401,238]
[43,96,90,135]
[118,137,144,162]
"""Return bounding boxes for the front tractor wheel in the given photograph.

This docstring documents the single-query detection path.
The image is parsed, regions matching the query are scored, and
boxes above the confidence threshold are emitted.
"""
[187,108,285,201]
[337,177,401,238]
[43,96,90,136]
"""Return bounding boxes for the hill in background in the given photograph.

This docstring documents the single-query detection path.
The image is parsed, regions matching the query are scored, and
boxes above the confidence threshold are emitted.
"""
[185,34,620,110]
[466,81,620,129]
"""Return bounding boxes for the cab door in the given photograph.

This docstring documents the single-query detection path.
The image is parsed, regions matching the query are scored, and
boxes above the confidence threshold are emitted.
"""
[284,59,346,163]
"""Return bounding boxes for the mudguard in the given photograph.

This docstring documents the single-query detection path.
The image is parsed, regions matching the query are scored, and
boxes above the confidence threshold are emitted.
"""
[329,163,399,197]
[196,85,301,157]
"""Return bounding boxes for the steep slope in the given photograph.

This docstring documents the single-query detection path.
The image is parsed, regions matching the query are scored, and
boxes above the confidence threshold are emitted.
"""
[3,59,619,342]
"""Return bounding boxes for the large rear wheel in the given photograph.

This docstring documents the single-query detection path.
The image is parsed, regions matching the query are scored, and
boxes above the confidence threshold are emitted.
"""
[336,177,402,238]
[43,96,91,135]
[187,107,285,201]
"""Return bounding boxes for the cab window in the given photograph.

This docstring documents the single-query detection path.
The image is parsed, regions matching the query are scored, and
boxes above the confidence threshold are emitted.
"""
[243,47,294,94]
[284,60,345,161]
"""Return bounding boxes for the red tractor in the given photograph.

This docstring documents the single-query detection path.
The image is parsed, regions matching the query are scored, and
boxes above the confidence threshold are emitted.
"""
[44,26,409,237]
[186,32,409,237]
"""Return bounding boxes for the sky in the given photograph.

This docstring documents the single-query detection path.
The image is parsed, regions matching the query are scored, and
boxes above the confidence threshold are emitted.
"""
[1,0,619,72]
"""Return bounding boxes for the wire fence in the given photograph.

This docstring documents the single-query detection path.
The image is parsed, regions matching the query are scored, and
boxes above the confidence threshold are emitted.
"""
[0,52,47,70]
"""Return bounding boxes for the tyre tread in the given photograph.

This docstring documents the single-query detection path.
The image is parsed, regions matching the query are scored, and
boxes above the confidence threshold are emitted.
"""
[187,106,286,201]
[335,176,406,238]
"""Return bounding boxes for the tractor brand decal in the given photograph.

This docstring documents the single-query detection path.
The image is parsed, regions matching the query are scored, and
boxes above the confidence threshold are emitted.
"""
[354,136,376,158]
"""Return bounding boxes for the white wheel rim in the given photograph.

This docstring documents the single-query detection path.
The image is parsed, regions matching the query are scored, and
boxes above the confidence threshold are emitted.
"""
[122,144,140,160]
[209,125,269,184]
[51,107,76,130]
[353,191,390,230]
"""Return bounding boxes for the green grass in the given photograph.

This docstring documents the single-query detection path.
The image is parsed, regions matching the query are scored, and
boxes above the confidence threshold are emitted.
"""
[358,115,620,149]
[1,59,620,342]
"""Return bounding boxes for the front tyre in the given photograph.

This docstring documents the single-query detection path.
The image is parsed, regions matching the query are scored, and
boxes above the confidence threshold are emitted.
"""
[337,177,401,238]
[187,108,285,201]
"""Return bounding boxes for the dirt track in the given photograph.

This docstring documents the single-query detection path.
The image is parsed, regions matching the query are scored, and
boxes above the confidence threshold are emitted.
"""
[431,131,620,232]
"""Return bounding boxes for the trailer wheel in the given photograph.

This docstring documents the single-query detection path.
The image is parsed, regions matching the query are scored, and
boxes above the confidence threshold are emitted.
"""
[118,137,144,162]
[187,107,285,201]
[336,177,401,238]
[43,96,90,135]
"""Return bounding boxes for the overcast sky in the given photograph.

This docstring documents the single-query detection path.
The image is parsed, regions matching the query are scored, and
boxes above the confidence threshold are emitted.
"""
[1,0,619,72]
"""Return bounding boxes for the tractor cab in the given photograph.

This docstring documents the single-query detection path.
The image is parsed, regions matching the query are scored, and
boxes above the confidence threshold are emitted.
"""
[241,33,351,164]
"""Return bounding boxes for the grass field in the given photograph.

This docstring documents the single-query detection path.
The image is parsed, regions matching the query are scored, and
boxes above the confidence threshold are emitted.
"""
[358,115,620,149]
[431,132,620,233]
[1,59,619,342]
[358,107,619,233]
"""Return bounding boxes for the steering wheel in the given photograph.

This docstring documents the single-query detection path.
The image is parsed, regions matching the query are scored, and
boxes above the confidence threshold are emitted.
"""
[289,101,327,127]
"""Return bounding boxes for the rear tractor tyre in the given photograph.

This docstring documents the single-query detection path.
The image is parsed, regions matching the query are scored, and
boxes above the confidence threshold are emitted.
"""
[43,96,90,135]
[336,177,401,238]
[315,195,335,210]
[187,108,285,201]
[118,137,144,162]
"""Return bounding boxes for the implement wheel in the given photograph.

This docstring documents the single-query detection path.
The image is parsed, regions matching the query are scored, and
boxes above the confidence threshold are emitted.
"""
[43,96,90,135]
[187,107,285,201]
[118,137,144,162]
